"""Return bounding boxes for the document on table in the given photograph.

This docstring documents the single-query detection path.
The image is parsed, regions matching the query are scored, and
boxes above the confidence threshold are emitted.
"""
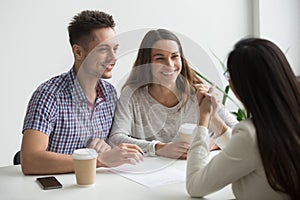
[110,157,185,188]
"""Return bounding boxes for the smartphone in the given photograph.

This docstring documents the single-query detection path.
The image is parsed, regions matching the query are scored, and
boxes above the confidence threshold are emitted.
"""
[36,176,63,190]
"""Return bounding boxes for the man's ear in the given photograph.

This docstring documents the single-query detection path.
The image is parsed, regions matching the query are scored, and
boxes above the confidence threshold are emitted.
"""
[72,44,85,61]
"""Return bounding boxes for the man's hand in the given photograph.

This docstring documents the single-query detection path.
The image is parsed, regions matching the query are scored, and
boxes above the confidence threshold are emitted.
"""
[155,142,190,159]
[87,138,111,153]
[97,143,143,167]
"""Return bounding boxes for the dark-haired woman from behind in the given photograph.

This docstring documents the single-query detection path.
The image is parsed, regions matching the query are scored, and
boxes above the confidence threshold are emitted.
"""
[186,38,300,200]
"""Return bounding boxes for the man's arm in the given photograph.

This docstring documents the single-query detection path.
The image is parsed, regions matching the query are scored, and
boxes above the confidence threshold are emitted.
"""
[21,129,74,175]
[21,130,143,174]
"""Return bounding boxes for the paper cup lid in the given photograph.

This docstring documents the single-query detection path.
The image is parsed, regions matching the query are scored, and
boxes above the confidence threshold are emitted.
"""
[72,148,97,160]
[179,123,197,134]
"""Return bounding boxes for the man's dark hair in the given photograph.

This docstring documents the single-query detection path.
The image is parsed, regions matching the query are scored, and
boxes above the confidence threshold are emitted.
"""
[68,10,115,47]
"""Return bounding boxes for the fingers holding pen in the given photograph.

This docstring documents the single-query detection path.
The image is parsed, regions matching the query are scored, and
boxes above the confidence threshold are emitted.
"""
[118,143,144,162]
[98,143,144,167]
[88,138,111,153]
[118,143,144,155]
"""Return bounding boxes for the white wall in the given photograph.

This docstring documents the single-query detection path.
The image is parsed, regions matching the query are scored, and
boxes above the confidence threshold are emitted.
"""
[0,0,298,167]
[258,0,300,75]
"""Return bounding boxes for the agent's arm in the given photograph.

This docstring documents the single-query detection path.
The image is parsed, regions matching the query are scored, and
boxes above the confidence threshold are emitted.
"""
[186,122,256,197]
[186,93,256,197]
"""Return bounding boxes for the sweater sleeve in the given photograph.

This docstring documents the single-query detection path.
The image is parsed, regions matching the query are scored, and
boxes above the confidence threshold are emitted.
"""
[108,88,159,156]
[186,121,257,197]
[214,126,232,149]
[210,105,238,149]
[218,105,239,128]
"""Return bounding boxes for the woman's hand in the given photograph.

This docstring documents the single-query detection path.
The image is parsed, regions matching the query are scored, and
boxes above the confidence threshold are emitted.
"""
[88,138,111,153]
[194,83,209,105]
[97,143,144,167]
[197,85,218,127]
[155,142,190,159]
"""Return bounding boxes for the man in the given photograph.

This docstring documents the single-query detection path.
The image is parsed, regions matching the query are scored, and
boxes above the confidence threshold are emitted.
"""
[21,10,143,175]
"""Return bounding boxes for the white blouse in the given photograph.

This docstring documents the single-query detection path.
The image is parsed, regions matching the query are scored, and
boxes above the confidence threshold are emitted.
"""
[186,119,290,200]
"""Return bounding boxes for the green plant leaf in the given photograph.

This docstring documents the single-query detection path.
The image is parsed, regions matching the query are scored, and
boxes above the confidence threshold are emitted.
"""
[231,109,247,121]
[238,108,247,120]
[221,85,230,105]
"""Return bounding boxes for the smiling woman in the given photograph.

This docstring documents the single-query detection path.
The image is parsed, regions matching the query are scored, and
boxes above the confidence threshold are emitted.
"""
[150,39,182,88]
[108,29,238,160]
[149,39,183,107]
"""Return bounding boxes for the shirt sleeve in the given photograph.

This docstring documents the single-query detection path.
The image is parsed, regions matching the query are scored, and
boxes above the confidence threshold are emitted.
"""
[209,105,238,148]
[108,87,159,156]
[186,122,257,197]
[214,126,232,149]
[22,89,57,135]
[217,105,239,128]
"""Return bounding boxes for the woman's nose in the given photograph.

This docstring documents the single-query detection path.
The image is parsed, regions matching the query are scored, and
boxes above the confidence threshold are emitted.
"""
[165,57,174,67]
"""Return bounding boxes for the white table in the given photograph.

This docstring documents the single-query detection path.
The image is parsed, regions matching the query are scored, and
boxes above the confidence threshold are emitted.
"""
[0,157,235,200]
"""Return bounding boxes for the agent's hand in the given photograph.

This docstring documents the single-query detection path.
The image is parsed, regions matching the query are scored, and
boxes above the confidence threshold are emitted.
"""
[209,139,220,151]
[97,143,144,167]
[88,138,111,153]
[155,142,190,159]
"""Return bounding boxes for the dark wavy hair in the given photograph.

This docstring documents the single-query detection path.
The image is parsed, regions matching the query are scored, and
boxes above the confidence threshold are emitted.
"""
[227,38,300,200]
[68,10,115,48]
[123,29,202,110]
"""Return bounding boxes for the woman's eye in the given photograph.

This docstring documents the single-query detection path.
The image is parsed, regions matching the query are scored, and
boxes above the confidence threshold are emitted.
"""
[156,57,164,61]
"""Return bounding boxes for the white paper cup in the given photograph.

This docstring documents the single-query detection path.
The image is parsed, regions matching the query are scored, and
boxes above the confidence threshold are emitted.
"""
[178,123,197,143]
[72,148,98,186]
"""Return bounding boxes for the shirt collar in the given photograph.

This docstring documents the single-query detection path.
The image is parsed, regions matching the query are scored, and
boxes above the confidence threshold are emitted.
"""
[67,67,107,104]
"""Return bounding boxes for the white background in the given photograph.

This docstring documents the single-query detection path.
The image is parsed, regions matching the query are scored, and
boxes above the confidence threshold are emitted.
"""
[0,0,299,166]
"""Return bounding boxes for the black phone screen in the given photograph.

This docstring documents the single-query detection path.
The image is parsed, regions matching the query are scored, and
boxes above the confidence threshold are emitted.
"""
[36,176,63,190]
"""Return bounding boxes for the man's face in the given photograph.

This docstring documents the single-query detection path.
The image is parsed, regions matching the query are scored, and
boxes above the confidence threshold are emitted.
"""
[81,28,118,79]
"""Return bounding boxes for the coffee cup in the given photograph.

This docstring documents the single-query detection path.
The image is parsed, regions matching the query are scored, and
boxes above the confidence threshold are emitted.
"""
[72,148,98,186]
[178,123,197,143]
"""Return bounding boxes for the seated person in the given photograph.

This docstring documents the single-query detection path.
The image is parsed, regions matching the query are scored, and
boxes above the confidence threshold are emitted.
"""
[186,38,300,199]
[20,10,143,175]
[109,29,237,159]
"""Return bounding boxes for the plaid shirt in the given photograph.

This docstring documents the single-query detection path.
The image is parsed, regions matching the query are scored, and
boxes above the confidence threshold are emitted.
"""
[22,68,117,154]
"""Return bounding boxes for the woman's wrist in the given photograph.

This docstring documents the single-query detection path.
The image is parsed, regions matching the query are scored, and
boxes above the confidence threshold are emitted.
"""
[198,114,211,127]
[210,115,228,137]
[96,158,106,168]
[155,142,165,154]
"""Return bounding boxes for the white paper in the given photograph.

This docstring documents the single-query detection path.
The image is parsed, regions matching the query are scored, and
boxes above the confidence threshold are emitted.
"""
[110,157,185,188]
